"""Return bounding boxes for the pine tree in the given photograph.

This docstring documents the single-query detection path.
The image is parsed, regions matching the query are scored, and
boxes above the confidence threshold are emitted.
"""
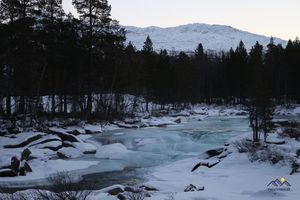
[38,0,64,21]
[142,36,153,53]
[0,0,20,22]
[248,41,274,143]
[195,43,204,58]
[72,0,124,118]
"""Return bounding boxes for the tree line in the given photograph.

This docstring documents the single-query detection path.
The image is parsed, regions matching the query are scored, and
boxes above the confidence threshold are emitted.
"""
[0,0,299,121]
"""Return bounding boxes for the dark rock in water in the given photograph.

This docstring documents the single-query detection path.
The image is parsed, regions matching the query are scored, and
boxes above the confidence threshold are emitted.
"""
[191,160,220,172]
[184,184,204,192]
[117,193,126,200]
[11,157,20,174]
[57,152,69,159]
[206,148,224,158]
[174,118,181,124]
[236,111,248,116]
[139,185,159,191]
[0,169,17,177]
[107,187,124,195]
[82,148,96,155]
[21,148,31,161]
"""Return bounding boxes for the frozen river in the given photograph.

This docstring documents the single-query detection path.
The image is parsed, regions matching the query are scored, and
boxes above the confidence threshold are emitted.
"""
[1,116,251,191]
[78,116,251,189]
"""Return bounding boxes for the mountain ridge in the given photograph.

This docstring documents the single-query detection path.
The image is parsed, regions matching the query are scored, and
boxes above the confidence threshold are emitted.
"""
[124,23,287,52]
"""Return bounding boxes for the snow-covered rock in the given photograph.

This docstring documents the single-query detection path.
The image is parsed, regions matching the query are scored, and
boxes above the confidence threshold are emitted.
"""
[84,124,103,134]
[73,142,97,154]
[95,143,132,159]
[57,147,83,159]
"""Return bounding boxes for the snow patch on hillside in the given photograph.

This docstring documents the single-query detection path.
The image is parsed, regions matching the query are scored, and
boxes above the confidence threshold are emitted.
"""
[125,23,287,52]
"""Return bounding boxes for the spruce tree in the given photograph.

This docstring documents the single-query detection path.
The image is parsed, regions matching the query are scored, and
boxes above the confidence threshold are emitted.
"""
[195,43,204,58]
[38,0,64,21]
[143,35,154,53]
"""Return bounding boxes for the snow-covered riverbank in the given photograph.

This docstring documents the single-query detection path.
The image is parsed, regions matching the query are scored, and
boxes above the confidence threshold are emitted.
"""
[0,104,249,183]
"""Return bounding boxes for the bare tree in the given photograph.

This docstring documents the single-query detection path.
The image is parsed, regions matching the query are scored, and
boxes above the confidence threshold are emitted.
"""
[35,171,93,200]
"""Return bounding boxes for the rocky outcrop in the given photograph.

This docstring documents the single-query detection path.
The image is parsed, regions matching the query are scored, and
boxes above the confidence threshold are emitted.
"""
[50,129,80,143]
[184,184,204,192]
[11,156,20,174]
[4,134,43,148]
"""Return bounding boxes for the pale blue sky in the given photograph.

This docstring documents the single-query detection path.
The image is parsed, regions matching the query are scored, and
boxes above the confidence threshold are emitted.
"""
[62,0,300,40]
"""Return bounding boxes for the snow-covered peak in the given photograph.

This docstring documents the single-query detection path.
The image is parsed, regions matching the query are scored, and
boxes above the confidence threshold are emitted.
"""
[124,23,287,52]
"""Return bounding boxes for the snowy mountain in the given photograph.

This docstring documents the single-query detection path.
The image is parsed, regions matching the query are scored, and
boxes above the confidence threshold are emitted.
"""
[124,23,287,52]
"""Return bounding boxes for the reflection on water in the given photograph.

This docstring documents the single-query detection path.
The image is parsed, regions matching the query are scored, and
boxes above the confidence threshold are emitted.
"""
[80,167,145,190]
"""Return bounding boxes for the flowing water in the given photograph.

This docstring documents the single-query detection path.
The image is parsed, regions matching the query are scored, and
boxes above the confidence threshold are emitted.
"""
[1,116,251,191]
[78,116,250,189]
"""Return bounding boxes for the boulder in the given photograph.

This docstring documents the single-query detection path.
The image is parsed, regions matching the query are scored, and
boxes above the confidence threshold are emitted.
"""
[11,157,20,174]
[19,161,32,176]
[107,187,124,196]
[0,169,17,177]
[206,147,225,158]
[117,193,126,200]
[57,152,69,159]
[124,186,136,193]
[50,128,80,143]
[70,129,82,136]
[4,134,43,148]
[184,184,204,192]
[24,162,32,172]
[174,118,181,124]
[21,148,32,161]
[84,125,102,134]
